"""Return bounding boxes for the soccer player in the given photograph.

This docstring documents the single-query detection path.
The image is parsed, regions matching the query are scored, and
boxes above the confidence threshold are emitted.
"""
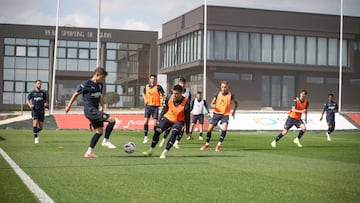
[271,89,309,148]
[142,84,190,159]
[142,74,165,144]
[200,81,238,152]
[187,91,210,140]
[320,93,338,141]
[159,77,191,148]
[65,67,119,158]
[26,80,48,144]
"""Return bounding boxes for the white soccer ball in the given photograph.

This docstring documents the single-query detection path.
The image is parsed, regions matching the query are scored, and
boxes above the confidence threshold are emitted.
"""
[124,142,136,154]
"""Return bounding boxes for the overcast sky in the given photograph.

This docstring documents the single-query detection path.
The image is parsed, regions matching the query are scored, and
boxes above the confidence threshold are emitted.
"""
[1,0,359,37]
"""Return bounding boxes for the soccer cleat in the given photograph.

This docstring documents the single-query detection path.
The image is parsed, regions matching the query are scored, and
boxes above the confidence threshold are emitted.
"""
[102,141,116,149]
[84,152,97,158]
[293,137,303,147]
[326,132,332,141]
[160,152,166,159]
[198,136,203,141]
[186,135,194,140]
[143,136,148,144]
[200,144,209,150]
[173,143,180,149]
[142,150,153,156]
[34,137,39,144]
[215,145,221,152]
[158,139,165,148]
[271,140,276,148]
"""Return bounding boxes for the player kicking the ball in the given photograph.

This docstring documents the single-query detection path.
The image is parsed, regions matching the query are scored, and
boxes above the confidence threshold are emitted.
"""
[142,84,190,159]
[65,67,119,158]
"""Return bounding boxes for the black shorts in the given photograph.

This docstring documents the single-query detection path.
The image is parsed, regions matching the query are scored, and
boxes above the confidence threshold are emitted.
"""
[85,109,110,129]
[284,116,304,130]
[210,114,229,125]
[144,105,159,119]
[326,117,336,127]
[158,117,184,132]
[32,109,45,122]
[192,114,204,124]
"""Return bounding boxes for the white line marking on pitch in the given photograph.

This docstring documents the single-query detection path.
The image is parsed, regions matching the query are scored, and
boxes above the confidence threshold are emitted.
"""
[0,147,54,203]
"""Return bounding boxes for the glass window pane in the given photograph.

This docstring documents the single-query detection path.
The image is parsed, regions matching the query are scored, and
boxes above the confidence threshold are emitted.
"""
[16,38,26,45]
[27,58,38,69]
[78,41,89,48]
[67,41,78,47]
[295,36,305,64]
[317,37,327,65]
[58,59,66,70]
[4,57,15,68]
[59,40,67,46]
[90,49,97,59]
[15,69,26,80]
[26,70,37,81]
[342,40,348,67]
[206,30,214,60]
[261,34,272,62]
[284,35,294,63]
[39,47,49,57]
[38,70,49,82]
[90,42,97,48]
[306,76,324,84]
[15,82,25,92]
[328,38,338,66]
[67,59,78,70]
[214,31,225,60]
[107,50,116,60]
[4,38,15,44]
[4,69,15,80]
[79,49,89,59]
[306,37,316,65]
[78,60,89,71]
[5,45,15,56]
[28,47,38,57]
[226,32,237,60]
[271,76,281,107]
[4,81,14,91]
[67,48,77,58]
[273,35,283,63]
[3,93,14,104]
[27,39,38,46]
[249,33,260,62]
[15,57,26,69]
[107,43,117,49]
[39,39,49,46]
[89,60,97,70]
[106,85,115,92]
[38,58,49,70]
[106,61,117,72]
[14,93,24,105]
[106,72,116,83]
[58,48,66,58]
[16,46,26,56]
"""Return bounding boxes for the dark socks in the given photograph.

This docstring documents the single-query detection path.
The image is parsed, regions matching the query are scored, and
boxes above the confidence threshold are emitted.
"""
[151,131,161,148]
[90,133,102,148]
[165,130,178,150]
[163,128,170,139]
[33,126,38,138]
[275,133,283,142]
[297,130,305,139]
[104,122,115,139]
[206,132,212,143]
[219,130,227,143]
[144,124,149,137]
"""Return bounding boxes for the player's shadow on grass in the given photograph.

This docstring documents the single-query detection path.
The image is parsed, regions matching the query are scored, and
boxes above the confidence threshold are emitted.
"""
[111,154,243,159]
[0,136,5,141]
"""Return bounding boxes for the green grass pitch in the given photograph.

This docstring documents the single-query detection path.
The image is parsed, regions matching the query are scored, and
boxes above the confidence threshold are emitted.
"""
[0,130,359,203]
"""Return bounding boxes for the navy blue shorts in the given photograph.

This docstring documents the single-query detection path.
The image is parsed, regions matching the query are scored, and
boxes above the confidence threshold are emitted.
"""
[144,105,159,119]
[85,109,110,129]
[158,117,184,132]
[31,109,45,122]
[192,114,205,124]
[210,114,229,126]
[326,117,335,127]
[283,116,304,130]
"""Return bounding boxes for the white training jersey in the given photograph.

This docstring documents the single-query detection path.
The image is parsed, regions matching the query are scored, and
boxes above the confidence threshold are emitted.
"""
[192,99,206,115]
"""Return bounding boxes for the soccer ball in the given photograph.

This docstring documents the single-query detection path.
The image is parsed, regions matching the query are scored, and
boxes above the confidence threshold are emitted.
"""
[124,142,136,154]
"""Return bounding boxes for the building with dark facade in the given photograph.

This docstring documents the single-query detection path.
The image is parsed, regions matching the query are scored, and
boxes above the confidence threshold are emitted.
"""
[0,24,158,110]
[158,5,360,111]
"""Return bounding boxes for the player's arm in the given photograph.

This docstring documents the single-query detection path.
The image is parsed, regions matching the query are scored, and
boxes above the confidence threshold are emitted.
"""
[159,93,171,119]
[190,99,195,112]
[184,97,191,130]
[210,97,217,109]
[203,100,210,114]
[158,85,165,106]
[143,86,147,105]
[99,94,104,112]
[304,101,309,123]
[65,91,80,113]
[320,104,326,121]
[26,94,33,109]
[231,94,239,119]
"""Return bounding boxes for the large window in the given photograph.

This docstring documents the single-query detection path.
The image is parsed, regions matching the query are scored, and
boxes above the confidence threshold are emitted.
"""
[3,38,50,104]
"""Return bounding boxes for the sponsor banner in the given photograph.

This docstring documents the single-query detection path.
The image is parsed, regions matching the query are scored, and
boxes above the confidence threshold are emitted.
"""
[226,113,357,130]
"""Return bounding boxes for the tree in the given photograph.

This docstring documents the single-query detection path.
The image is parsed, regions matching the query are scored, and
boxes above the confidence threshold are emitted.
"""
[104,92,119,108]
